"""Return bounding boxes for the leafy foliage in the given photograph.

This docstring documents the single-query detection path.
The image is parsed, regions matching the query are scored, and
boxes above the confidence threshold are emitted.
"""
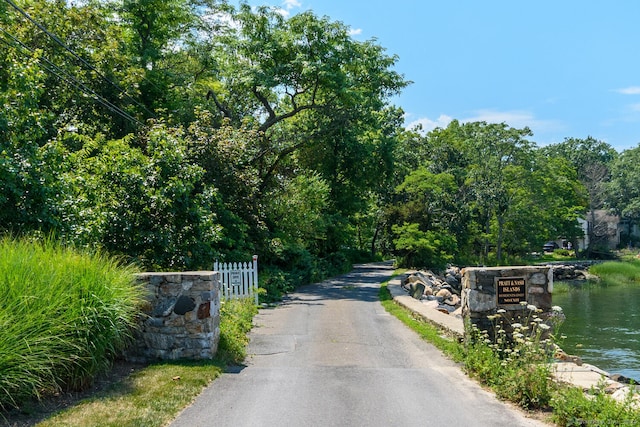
[217,298,258,365]
[53,121,223,270]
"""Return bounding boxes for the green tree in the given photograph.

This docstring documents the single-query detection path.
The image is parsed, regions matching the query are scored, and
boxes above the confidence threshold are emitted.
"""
[388,120,587,266]
[2,0,412,290]
[390,167,459,268]
[543,137,617,254]
[117,0,224,118]
[54,121,222,270]
[0,40,60,233]
[500,154,586,256]
[460,122,536,262]
[206,5,408,261]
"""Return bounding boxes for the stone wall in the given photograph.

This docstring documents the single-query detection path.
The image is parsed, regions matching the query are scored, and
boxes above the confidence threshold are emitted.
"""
[126,271,221,362]
[461,266,557,339]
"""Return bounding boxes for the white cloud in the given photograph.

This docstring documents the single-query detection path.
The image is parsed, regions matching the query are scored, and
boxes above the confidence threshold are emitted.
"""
[615,86,640,95]
[406,114,453,133]
[406,109,565,140]
[274,0,301,17]
[283,0,302,9]
[349,28,363,36]
[462,109,565,134]
[463,109,537,128]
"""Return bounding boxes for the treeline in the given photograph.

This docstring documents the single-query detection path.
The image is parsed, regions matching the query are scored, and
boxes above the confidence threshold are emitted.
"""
[2,1,639,295]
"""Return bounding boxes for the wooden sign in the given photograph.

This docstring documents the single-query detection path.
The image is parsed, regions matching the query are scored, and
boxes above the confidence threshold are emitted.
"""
[496,277,527,305]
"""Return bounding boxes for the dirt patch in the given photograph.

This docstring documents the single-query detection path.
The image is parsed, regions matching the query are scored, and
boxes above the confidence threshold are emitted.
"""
[1,360,147,427]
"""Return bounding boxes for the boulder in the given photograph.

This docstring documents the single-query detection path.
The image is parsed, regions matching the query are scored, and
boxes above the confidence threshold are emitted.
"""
[435,288,452,300]
[444,274,461,290]
[444,294,460,306]
[610,373,635,385]
[410,283,426,300]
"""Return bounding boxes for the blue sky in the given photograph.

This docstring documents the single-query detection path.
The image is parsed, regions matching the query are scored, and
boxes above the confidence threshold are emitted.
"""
[236,1,640,152]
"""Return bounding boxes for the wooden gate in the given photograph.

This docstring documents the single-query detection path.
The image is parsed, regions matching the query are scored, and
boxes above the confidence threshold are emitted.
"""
[214,255,259,304]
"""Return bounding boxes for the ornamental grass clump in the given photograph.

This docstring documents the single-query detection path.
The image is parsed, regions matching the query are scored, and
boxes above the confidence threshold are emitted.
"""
[464,303,565,409]
[0,237,144,410]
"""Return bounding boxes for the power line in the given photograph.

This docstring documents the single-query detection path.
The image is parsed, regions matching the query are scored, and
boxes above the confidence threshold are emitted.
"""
[3,0,157,119]
[0,28,144,127]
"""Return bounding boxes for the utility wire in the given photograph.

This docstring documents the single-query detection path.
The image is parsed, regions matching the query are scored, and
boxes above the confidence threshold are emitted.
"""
[0,28,144,126]
[3,0,157,119]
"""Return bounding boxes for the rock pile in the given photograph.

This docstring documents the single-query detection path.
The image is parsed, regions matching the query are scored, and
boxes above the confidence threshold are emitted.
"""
[542,261,600,282]
[401,262,601,317]
[401,267,462,314]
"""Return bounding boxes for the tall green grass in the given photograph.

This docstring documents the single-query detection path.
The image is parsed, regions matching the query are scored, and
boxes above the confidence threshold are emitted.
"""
[217,298,258,364]
[0,237,144,410]
[589,260,640,287]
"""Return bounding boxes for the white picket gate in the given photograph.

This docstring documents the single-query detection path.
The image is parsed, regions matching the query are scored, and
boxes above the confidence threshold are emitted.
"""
[214,255,259,304]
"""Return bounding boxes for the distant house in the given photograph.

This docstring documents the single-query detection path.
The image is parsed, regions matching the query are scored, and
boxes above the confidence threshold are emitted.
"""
[575,210,640,251]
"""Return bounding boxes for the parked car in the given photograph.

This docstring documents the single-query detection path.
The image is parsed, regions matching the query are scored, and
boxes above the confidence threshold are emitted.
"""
[543,241,559,252]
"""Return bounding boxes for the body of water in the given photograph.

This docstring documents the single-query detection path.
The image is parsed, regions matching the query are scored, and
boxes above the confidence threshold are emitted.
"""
[553,284,640,382]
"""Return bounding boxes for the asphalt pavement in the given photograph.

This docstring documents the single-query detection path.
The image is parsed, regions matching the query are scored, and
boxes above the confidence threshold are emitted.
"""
[170,262,547,427]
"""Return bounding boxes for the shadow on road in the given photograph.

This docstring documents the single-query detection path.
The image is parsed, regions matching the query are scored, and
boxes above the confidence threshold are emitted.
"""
[279,261,395,306]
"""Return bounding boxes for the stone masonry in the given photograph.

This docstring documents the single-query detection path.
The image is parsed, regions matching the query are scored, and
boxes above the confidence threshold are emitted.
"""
[126,271,221,362]
[461,266,559,340]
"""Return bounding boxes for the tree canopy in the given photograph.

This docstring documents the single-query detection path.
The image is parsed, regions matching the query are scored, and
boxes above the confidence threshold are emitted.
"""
[1,0,636,287]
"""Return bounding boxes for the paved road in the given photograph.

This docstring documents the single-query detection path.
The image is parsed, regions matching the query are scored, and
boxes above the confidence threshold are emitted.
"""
[171,263,547,427]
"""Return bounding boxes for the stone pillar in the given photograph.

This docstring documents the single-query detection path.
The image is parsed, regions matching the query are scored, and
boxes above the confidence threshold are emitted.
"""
[461,266,555,340]
[126,271,221,362]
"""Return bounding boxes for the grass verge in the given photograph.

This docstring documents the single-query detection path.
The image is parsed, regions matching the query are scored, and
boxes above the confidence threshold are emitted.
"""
[378,274,463,362]
[34,361,224,427]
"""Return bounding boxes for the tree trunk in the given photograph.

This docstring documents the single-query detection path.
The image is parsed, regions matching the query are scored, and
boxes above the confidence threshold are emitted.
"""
[496,214,504,263]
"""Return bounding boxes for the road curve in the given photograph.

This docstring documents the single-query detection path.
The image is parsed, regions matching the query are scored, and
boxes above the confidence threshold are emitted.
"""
[170,263,548,427]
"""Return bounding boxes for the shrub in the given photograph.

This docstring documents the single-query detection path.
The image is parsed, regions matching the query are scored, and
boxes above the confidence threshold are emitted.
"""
[464,304,563,409]
[217,299,258,364]
[258,267,294,303]
[554,248,572,257]
[392,223,456,270]
[551,383,640,426]
[0,237,144,410]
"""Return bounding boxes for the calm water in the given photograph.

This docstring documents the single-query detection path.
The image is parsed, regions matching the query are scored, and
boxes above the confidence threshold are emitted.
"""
[553,284,640,381]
